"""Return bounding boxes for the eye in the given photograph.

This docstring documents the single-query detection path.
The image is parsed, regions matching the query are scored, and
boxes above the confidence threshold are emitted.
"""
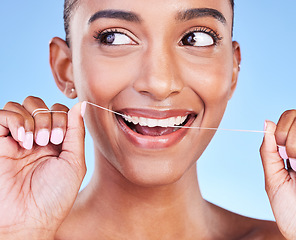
[94,30,136,46]
[181,32,213,47]
[180,27,221,47]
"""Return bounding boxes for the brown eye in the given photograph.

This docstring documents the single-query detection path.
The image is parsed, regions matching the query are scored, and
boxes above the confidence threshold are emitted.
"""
[181,33,196,46]
[181,32,214,47]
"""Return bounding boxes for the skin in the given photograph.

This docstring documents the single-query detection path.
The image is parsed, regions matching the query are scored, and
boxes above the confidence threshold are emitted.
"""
[0,0,294,239]
[70,0,236,187]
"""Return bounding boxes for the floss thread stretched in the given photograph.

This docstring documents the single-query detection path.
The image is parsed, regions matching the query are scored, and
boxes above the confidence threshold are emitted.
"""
[32,101,271,134]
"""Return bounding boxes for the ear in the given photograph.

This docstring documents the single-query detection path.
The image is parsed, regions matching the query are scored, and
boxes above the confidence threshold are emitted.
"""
[49,37,77,99]
[228,41,241,100]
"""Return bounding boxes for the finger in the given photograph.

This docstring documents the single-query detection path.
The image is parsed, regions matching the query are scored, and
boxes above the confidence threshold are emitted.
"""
[50,103,69,145]
[60,102,86,178]
[0,109,25,142]
[22,96,51,147]
[260,120,288,196]
[275,110,296,146]
[4,101,34,150]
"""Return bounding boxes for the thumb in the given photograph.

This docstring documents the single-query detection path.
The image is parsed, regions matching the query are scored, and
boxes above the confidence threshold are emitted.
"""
[260,120,288,196]
[60,101,86,176]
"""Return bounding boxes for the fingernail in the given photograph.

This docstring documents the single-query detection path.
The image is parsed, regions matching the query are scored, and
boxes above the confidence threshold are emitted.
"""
[50,128,64,145]
[81,101,87,118]
[264,121,268,132]
[23,132,34,150]
[18,127,25,142]
[278,146,289,159]
[289,158,296,171]
[36,129,50,146]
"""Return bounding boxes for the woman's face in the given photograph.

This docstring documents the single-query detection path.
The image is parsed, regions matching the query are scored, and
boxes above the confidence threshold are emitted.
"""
[69,0,239,186]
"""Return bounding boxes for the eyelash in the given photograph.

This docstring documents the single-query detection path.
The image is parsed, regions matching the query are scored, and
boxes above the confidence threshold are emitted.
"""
[93,26,222,46]
[93,28,134,45]
[180,26,222,46]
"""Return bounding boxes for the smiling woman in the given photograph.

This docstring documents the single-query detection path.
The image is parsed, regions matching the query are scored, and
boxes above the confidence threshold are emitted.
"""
[61,0,237,189]
[0,0,296,240]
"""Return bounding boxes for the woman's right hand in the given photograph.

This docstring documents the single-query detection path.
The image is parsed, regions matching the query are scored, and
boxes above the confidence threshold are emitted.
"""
[0,96,86,240]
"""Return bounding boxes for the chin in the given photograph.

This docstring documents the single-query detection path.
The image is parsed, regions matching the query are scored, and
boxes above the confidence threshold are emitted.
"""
[116,153,196,187]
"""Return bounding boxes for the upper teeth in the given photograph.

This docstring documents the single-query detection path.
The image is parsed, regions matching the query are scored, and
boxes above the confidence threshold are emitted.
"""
[123,115,188,128]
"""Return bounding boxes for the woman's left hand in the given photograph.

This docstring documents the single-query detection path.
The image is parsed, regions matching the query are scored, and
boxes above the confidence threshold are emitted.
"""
[260,110,296,240]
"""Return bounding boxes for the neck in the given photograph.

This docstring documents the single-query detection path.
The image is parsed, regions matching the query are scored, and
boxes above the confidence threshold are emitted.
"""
[81,149,211,239]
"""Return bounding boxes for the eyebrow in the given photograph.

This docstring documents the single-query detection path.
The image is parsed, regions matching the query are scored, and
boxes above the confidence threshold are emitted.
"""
[88,8,226,26]
[176,8,226,24]
[89,10,141,24]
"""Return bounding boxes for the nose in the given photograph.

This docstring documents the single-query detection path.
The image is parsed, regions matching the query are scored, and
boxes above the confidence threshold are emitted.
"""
[133,44,183,101]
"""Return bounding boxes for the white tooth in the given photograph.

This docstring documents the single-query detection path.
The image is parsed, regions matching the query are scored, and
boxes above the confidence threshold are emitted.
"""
[124,114,189,128]
[128,116,133,123]
[147,119,158,127]
[124,115,131,122]
[176,116,182,125]
[131,116,139,125]
[171,117,178,126]
[180,117,184,124]
[139,117,148,126]
[158,118,169,127]
[168,117,176,127]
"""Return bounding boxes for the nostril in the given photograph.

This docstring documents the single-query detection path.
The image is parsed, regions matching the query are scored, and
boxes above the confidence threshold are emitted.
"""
[136,77,183,101]
[133,53,183,100]
[138,90,151,97]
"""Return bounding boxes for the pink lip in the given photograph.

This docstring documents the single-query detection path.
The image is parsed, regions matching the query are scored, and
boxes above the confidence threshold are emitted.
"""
[116,109,197,149]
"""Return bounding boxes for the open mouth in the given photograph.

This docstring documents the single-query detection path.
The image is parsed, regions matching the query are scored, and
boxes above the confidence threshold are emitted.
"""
[117,113,197,137]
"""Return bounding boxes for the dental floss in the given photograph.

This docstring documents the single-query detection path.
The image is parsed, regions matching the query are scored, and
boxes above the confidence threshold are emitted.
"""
[32,102,272,134]
[84,102,272,134]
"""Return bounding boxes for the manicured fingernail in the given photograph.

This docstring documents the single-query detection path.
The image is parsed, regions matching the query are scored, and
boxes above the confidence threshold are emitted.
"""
[278,146,288,159]
[18,127,25,142]
[50,128,64,145]
[81,101,87,118]
[23,132,33,150]
[264,121,267,132]
[36,129,50,146]
[289,158,296,171]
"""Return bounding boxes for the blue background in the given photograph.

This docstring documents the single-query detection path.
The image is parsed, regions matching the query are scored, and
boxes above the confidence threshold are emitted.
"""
[0,1,295,221]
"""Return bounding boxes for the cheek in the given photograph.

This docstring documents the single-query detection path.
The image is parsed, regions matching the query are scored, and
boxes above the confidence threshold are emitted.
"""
[74,49,140,104]
[178,48,234,129]
[72,48,147,170]
[180,50,233,107]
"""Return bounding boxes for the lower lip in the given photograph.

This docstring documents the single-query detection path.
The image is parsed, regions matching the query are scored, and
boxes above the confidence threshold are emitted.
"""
[116,115,196,149]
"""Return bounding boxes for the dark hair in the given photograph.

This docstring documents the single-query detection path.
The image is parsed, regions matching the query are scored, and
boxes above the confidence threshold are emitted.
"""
[64,0,80,45]
[230,0,234,10]
[64,0,234,46]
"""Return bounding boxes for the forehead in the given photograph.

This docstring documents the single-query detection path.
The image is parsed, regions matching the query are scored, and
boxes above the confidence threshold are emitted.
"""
[74,0,233,28]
